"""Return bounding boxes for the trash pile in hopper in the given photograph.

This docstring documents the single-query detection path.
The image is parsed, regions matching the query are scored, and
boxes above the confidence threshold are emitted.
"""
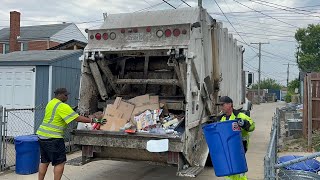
[99,94,184,135]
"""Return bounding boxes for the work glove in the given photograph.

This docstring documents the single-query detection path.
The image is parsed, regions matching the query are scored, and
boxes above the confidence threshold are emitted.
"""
[91,118,107,125]
[93,111,104,120]
[237,118,251,131]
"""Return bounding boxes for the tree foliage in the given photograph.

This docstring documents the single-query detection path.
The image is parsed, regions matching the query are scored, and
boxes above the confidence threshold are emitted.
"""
[251,78,282,90]
[287,78,300,94]
[284,78,300,103]
[295,24,320,72]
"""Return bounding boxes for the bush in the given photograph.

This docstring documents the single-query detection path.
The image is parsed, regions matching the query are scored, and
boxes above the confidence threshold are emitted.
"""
[284,93,292,103]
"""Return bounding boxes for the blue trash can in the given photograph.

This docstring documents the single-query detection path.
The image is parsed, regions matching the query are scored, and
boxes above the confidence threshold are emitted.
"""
[202,120,248,177]
[14,135,40,175]
[278,155,320,173]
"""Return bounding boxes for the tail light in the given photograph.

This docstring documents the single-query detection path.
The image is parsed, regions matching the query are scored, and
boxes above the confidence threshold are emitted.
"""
[110,32,116,40]
[165,29,172,37]
[182,29,187,34]
[156,30,164,38]
[103,33,108,40]
[173,29,180,37]
[90,35,94,39]
[95,33,101,40]
[146,27,151,33]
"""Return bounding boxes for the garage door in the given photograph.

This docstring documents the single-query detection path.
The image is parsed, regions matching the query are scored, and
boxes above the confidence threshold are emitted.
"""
[0,66,36,136]
[0,66,35,108]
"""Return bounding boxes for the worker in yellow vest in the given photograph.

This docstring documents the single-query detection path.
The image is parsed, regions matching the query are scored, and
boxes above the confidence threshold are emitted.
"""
[36,88,106,180]
[218,96,255,180]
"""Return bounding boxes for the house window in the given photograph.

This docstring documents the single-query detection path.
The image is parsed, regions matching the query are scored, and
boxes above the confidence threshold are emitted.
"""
[4,44,9,54]
[21,42,28,51]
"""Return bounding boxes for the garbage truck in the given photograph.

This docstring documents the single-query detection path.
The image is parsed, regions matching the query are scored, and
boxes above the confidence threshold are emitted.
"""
[73,7,246,177]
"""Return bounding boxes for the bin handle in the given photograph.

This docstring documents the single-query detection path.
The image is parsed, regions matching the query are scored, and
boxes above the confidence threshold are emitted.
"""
[204,123,217,129]
[15,141,23,145]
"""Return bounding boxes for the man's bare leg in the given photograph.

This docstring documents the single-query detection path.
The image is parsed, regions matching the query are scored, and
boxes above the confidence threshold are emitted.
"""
[38,163,49,180]
[54,162,65,180]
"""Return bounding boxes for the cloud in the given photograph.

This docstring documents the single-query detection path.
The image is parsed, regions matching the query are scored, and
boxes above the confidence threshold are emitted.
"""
[1,0,317,84]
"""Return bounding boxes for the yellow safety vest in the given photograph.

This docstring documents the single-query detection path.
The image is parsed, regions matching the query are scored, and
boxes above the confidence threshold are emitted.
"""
[220,112,255,142]
[36,98,79,138]
[221,112,253,180]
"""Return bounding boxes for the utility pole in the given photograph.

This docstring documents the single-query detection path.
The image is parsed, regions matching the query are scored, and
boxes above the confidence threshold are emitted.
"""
[283,63,296,87]
[198,0,202,7]
[251,42,269,104]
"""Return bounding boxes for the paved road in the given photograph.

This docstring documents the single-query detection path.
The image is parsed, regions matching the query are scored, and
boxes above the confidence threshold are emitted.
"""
[0,102,285,180]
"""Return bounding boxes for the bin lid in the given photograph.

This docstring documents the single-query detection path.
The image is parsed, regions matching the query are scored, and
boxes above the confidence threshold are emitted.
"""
[278,155,320,172]
[14,135,39,142]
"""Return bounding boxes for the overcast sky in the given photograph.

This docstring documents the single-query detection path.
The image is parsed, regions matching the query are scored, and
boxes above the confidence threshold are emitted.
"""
[1,0,319,86]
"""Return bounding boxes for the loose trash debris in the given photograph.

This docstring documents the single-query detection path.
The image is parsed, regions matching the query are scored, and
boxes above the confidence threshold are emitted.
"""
[99,94,184,135]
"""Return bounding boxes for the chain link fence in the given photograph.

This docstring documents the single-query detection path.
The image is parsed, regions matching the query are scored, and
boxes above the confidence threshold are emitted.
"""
[264,108,320,179]
[0,105,78,171]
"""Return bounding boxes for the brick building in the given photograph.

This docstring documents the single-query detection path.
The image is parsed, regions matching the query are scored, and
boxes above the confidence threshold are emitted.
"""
[0,11,87,54]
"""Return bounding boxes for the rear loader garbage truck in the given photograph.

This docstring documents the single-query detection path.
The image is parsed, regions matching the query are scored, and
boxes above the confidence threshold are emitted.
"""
[73,7,246,177]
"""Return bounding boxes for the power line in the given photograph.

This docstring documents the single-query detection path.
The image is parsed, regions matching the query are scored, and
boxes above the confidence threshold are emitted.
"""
[232,0,300,28]
[162,0,176,9]
[231,31,294,38]
[180,0,191,7]
[134,1,166,12]
[244,54,258,62]
[214,18,297,34]
[246,0,271,48]
[238,39,296,63]
[143,0,152,6]
[248,0,320,19]
[210,13,298,29]
[251,0,320,15]
[229,33,296,43]
[208,4,320,15]
[220,0,256,45]
[212,0,257,54]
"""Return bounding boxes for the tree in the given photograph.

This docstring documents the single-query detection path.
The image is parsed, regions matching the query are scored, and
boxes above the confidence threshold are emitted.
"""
[251,78,282,90]
[284,78,300,102]
[287,78,300,94]
[295,24,320,72]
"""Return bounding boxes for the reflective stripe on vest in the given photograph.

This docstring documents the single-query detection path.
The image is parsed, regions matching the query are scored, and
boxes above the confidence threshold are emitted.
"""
[37,100,65,138]
[63,112,77,122]
[48,102,62,123]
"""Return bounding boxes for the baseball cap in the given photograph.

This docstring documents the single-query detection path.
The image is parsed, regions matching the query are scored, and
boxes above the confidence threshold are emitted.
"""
[217,96,233,104]
[54,88,70,95]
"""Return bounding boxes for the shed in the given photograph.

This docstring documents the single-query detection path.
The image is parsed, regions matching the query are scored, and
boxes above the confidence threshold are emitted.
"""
[0,50,83,135]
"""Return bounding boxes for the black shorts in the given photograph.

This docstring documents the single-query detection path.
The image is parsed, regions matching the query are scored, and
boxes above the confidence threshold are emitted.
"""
[243,140,248,153]
[39,138,66,166]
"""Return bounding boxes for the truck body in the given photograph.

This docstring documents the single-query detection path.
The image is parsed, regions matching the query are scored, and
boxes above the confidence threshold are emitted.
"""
[73,7,245,177]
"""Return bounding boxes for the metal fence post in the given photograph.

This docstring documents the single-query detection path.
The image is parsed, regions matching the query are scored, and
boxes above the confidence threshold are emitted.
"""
[264,156,270,180]
[0,106,3,171]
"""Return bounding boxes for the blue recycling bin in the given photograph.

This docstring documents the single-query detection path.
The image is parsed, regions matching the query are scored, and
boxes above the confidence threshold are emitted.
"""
[14,135,40,175]
[278,155,320,173]
[202,120,248,177]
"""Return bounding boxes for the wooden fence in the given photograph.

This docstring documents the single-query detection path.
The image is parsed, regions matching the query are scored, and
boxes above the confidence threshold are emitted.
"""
[303,73,320,138]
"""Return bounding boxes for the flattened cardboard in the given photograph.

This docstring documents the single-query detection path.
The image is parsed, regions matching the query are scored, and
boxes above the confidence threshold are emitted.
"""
[100,98,134,131]
[113,97,135,121]
[129,95,160,123]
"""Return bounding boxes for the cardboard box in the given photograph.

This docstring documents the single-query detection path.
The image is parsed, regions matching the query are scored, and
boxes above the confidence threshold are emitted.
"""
[100,97,135,131]
[129,95,160,123]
